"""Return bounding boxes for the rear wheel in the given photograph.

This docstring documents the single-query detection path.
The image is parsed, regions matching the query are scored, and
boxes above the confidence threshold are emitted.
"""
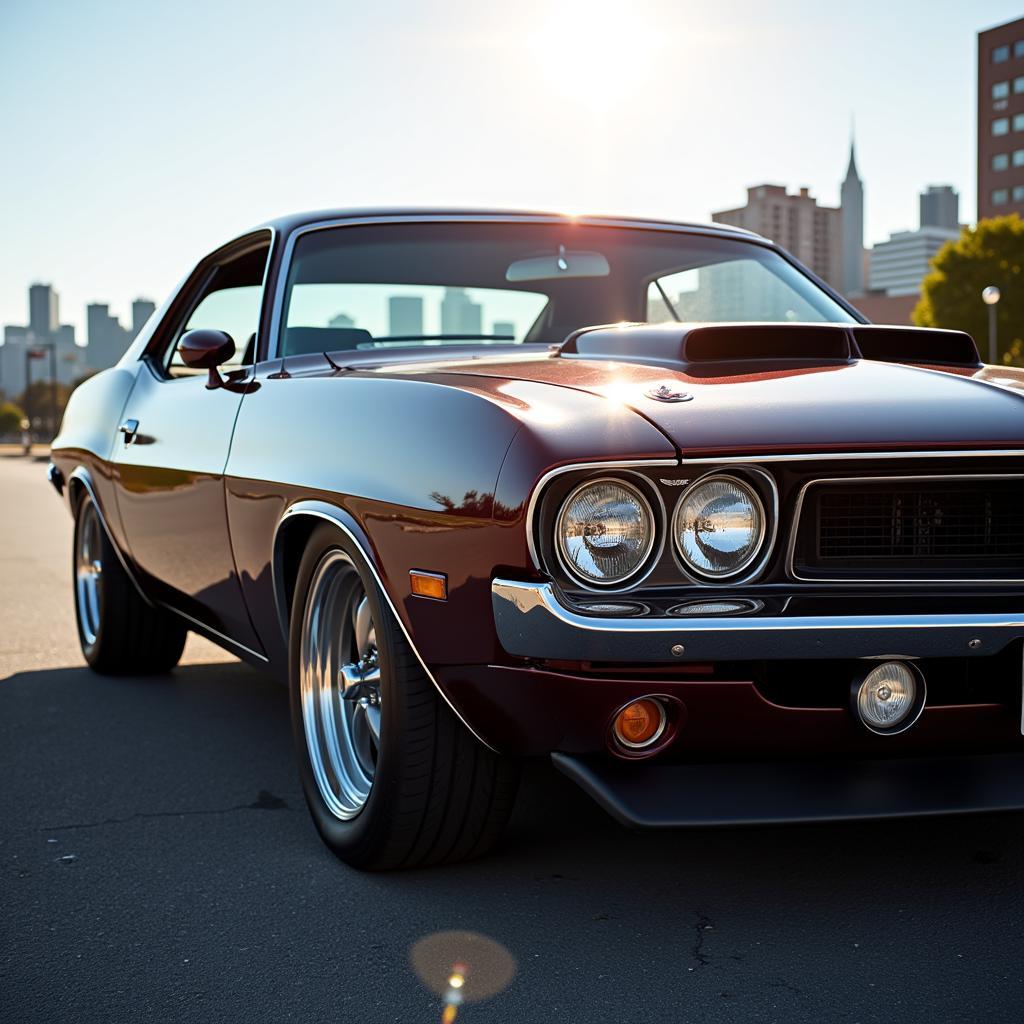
[289,524,520,870]
[73,492,186,674]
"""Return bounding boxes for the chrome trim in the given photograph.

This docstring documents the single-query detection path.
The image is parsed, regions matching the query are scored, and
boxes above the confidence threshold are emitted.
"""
[851,661,927,737]
[554,475,661,590]
[682,449,1024,464]
[786,473,1024,584]
[525,458,678,571]
[492,578,1024,663]
[275,501,496,751]
[68,467,154,607]
[611,696,668,750]
[671,469,775,583]
[266,213,809,361]
[159,603,268,663]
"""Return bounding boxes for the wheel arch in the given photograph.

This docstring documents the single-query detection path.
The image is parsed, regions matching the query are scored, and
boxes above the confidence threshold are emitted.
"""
[271,500,496,751]
[67,466,154,607]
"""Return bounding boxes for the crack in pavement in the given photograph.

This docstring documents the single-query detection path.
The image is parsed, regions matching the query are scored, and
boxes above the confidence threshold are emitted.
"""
[39,789,289,832]
[692,912,712,967]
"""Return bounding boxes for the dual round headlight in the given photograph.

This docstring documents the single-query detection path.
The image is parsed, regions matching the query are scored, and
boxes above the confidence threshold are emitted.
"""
[555,478,656,586]
[673,474,766,580]
[554,473,768,588]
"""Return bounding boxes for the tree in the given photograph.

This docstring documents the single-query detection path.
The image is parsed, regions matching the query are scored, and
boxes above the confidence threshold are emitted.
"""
[913,215,1024,365]
[0,400,27,435]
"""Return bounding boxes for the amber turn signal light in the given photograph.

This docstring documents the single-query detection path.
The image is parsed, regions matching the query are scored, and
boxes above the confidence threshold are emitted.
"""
[410,570,447,601]
[612,697,667,749]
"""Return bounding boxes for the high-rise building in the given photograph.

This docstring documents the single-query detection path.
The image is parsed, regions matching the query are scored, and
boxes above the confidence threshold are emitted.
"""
[868,226,959,297]
[388,295,424,337]
[86,303,130,371]
[1,284,79,395]
[328,312,355,328]
[28,283,59,338]
[840,141,865,296]
[0,326,30,397]
[978,17,1024,220]
[492,321,516,339]
[131,299,157,338]
[920,185,960,231]
[440,288,482,336]
[712,184,842,288]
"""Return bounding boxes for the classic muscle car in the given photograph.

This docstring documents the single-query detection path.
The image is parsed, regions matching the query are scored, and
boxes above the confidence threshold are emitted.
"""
[50,209,1024,869]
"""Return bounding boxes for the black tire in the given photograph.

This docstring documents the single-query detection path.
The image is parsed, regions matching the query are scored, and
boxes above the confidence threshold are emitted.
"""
[289,523,520,870]
[73,492,186,674]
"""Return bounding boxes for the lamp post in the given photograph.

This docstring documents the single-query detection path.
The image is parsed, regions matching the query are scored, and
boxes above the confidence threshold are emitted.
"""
[982,285,1001,365]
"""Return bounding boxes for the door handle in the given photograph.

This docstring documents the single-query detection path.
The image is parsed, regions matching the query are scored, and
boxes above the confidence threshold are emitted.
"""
[118,419,139,445]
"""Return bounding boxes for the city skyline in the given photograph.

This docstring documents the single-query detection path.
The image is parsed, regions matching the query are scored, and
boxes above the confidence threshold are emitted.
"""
[2,1,1020,340]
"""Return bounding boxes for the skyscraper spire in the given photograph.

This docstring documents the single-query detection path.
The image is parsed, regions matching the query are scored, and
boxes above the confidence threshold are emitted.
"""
[840,120,865,296]
[845,115,859,181]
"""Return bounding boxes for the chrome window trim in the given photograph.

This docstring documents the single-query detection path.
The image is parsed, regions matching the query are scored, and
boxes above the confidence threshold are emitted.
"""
[553,475,662,591]
[525,459,679,572]
[681,449,1024,464]
[669,467,778,584]
[146,226,277,376]
[274,500,495,751]
[785,473,1024,584]
[265,213,863,361]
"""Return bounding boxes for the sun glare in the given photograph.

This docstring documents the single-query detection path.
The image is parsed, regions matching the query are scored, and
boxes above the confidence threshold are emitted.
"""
[526,1,661,109]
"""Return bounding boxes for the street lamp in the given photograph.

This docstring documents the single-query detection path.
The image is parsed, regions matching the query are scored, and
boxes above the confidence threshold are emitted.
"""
[982,285,1001,365]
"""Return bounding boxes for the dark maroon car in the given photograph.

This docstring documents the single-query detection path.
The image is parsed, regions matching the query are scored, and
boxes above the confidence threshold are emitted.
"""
[50,209,1024,869]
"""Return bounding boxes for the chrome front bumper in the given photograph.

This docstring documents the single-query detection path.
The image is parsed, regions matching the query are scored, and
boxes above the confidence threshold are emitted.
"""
[491,579,1024,663]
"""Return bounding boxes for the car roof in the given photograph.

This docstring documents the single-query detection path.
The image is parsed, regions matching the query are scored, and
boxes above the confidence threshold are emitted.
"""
[254,207,764,243]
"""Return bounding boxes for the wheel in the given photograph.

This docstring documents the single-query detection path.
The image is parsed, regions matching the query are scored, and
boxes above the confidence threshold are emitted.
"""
[289,524,520,870]
[73,492,186,674]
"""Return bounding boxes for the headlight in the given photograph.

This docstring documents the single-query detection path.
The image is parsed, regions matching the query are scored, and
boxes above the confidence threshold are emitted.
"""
[555,478,655,586]
[673,474,766,579]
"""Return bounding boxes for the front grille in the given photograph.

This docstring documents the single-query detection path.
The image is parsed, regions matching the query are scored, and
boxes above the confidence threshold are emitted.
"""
[793,476,1024,579]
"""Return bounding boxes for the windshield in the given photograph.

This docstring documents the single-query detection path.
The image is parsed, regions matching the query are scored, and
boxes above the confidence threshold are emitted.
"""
[279,220,855,357]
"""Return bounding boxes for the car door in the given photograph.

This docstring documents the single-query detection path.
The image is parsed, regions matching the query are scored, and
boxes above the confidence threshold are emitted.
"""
[111,235,270,655]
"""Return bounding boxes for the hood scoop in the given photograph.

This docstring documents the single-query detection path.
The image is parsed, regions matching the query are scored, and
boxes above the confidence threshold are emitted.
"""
[560,322,981,374]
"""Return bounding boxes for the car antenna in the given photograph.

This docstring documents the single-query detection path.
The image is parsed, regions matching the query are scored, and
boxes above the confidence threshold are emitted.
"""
[267,356,291,380]
[323,351,348,372]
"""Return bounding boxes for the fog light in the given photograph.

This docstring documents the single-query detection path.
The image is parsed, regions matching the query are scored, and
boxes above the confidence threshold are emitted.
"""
[612,697,667,749]
[852,661,926,735]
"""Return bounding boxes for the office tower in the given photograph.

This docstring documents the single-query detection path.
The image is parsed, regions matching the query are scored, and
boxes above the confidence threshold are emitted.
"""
[840,139,865,296]
[388,295,424,336]
[712,184,842,288]
[978,17,1024,219]
[440,288,482,335]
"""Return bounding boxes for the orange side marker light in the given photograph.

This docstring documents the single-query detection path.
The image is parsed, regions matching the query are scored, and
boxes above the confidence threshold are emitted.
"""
[410,570,448,601]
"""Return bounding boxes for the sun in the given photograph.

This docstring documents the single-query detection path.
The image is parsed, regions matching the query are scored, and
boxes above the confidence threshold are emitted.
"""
[525,1,662,110]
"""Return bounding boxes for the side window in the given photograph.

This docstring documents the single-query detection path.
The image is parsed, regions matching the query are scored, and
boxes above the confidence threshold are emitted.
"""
[164,243,269,378]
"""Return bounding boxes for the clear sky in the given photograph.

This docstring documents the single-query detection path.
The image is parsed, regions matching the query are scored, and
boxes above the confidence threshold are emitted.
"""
[1,0,1021,341]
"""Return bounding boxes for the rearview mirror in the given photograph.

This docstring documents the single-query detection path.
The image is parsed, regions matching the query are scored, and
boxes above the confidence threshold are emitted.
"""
[179,329,235,390]
[505,245,610,282]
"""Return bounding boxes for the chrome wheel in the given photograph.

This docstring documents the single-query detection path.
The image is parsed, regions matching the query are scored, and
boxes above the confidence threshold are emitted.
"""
[75,501,104,646]
[299,550,382,820]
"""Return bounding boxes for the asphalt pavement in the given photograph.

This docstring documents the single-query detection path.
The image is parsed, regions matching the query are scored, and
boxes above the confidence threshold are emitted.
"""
[2,452,1023,1023]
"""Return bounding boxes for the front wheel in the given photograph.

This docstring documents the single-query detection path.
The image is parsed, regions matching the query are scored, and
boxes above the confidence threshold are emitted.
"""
[289,524,520,870]
[73,492,186,674]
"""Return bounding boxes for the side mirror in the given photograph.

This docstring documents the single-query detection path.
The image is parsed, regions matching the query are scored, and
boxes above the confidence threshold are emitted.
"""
[178,329,235,390]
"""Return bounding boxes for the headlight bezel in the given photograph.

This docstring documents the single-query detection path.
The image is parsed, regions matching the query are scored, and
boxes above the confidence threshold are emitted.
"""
[553,475,662,590]
[671,471,770,582]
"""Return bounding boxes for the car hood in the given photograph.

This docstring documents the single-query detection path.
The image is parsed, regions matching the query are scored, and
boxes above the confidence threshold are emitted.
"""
[409,355,1024,457]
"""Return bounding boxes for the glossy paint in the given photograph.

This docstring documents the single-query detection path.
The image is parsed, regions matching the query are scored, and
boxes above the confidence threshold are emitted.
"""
[48,209,1024,764]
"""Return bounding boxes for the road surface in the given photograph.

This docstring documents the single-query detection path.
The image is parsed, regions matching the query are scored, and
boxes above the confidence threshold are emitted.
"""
[2,453,1022,1022]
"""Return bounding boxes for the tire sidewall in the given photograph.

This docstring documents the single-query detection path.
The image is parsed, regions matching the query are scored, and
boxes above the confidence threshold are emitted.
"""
[288,524,406,863]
